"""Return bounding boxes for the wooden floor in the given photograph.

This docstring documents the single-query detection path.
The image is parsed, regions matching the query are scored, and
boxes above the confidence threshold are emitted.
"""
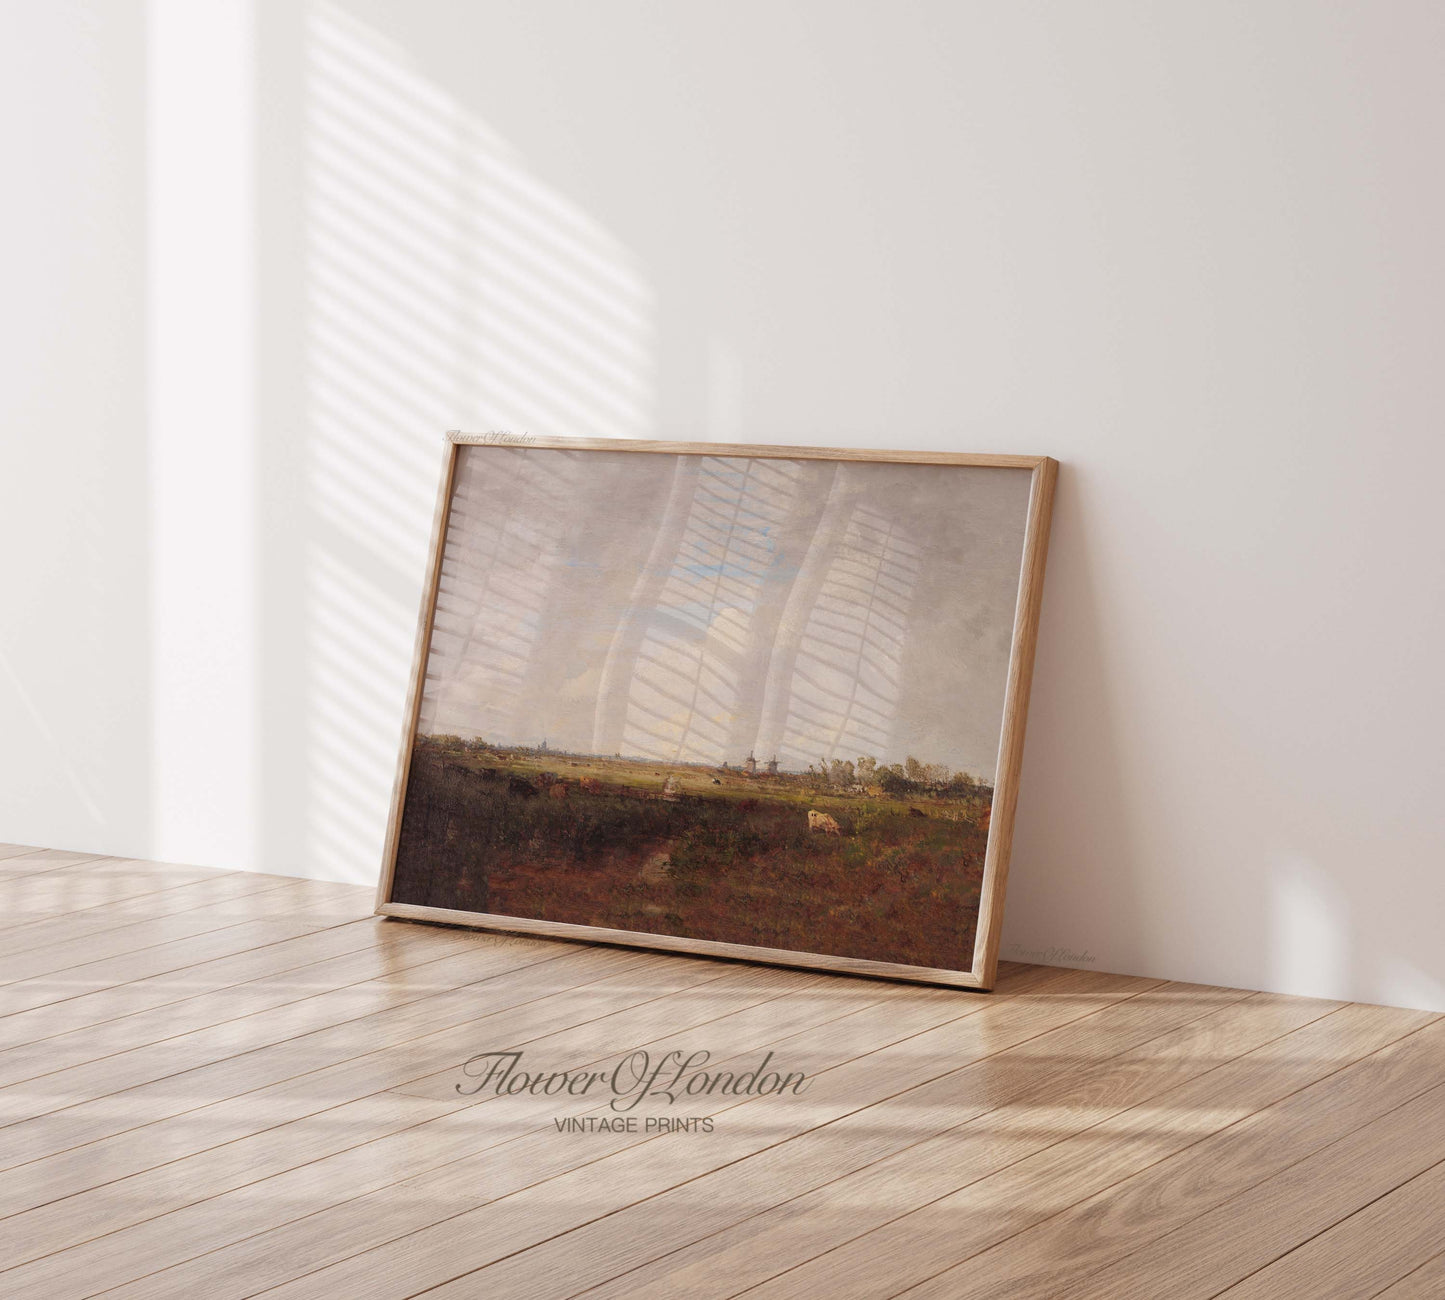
[1,849,1442,1300]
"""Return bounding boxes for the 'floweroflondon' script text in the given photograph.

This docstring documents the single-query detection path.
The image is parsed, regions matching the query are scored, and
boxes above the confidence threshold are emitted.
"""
[457,1049,809,1112]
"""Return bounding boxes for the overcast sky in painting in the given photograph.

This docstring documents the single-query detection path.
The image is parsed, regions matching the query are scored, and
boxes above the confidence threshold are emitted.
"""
[416,446,1033,781]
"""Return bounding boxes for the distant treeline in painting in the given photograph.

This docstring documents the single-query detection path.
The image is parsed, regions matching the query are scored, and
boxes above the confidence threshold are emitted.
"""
[391,735,993,970]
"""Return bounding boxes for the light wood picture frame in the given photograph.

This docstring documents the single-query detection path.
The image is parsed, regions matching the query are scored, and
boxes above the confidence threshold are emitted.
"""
[377,434,1056,990]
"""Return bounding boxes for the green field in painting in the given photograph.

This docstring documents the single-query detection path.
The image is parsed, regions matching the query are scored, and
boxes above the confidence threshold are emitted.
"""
[391,736,992,971]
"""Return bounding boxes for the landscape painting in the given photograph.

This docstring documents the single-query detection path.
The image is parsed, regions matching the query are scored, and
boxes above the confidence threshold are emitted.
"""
[380,436,1055,987]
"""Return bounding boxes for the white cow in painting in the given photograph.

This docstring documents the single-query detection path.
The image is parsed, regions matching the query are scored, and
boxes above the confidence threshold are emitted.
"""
[807,810,842,835]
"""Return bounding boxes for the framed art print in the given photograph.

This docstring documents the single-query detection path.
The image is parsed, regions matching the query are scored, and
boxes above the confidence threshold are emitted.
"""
[377,434,1056,990]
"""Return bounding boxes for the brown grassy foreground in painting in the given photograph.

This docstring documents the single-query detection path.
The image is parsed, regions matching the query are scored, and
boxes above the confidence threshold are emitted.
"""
[391,738,992,971]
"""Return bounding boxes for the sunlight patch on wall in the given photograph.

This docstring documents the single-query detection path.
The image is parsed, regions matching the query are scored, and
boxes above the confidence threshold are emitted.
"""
[299,2,654,877]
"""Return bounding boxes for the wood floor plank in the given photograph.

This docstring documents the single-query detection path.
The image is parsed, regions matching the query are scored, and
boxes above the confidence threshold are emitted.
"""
[0,876,366,984]
[0,879,373,1018]
[0,920,483,1089]
[0,916,410,1051]
[1055,1084,1445,1299]
[0,852,207,898]
[11,963,840,1298]
[0,849,116,885]
[0,844,45,861]
[742,1000,1436,1300]
[1213,1159,1445,1300]
[886,1011,1445,1300]
[0,947,731,1278]
[0,858,239,936]
[574,987,1338,1300]
[0,869,312,958]
[210,969,1157,1300]
[1374,1251,1445,1298]
[0,933,594,1177]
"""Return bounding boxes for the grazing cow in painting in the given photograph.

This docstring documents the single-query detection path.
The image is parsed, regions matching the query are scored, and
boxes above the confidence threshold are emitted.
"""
[549,783,568,800]
[807,810,842,835]
[579,777,601,793]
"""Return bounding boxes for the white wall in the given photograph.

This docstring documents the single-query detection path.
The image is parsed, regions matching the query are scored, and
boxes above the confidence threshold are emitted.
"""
[3,0,1443,1010]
